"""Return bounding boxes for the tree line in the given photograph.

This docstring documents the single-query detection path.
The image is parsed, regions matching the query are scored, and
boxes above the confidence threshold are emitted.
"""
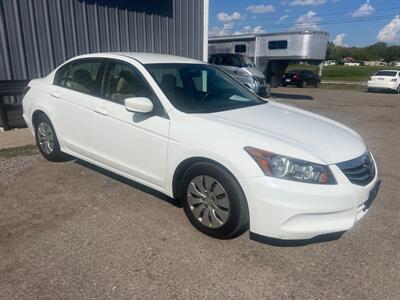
[326,42,400,62]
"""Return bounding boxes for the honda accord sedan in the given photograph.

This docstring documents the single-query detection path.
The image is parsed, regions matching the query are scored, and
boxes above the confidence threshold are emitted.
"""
[22,53,380,242]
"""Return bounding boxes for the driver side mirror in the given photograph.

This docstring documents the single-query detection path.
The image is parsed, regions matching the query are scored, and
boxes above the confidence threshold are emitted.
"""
[124,97,153,113]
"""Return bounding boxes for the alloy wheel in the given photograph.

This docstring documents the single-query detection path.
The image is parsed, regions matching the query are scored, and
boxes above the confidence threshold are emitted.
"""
[186,175,230,228]
[37,122,54,155]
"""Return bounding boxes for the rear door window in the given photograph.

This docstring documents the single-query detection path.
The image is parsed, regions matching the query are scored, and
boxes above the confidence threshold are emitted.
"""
[54,59,103,96]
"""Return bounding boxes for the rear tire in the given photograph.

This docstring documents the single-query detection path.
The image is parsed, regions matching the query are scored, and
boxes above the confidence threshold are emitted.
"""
[301,80,307,88]
[397,85,400,94]
[314,82,321,88]
[34,114,66,162]
[180,162,249,239]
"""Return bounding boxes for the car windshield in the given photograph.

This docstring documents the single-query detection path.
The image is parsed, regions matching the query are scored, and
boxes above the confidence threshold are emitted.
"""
[145,63,265,113]
[374,71,397,77]
[238,55,255,67]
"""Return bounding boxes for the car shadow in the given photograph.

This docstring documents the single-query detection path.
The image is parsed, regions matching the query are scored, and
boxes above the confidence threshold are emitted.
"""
[250,231,345,247]
[74,159,181,208]
[363,90,398,94]
[271,92,314,101]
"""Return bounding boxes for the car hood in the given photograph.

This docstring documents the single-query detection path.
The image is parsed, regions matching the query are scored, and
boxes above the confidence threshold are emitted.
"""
[235,66,265,79]
[204,101,366,164]
[246,67,265,78]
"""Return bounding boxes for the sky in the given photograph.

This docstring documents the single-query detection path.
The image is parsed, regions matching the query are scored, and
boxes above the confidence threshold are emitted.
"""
[209,0,400,47]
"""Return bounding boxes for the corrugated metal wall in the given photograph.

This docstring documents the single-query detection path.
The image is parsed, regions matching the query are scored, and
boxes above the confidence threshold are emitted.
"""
[0,0,205,81]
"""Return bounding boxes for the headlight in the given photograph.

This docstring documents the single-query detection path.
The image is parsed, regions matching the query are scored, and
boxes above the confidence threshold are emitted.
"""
[244,146,336,184]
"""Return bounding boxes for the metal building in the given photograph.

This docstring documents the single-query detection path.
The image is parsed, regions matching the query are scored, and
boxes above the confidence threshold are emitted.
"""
[0,0,208,81]
[0,0,208,129]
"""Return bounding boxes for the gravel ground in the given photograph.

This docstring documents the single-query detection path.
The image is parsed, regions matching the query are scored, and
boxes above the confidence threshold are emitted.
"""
[1,88,399,299]
[0,155,41,187]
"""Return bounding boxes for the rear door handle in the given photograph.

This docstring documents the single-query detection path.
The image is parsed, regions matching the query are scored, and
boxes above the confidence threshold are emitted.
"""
[94,106,108,116]
[51,91,60,98]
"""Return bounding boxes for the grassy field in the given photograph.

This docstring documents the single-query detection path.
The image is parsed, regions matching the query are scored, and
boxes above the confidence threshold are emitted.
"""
[0,144,38,158]
[287,64,400,82]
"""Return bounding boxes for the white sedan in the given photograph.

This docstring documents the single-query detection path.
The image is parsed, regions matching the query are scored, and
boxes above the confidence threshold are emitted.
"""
[367,70,400,93]
[22,53,380,243]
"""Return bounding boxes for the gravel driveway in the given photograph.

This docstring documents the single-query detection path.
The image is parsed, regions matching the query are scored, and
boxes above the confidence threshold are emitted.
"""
[1,88,399,299]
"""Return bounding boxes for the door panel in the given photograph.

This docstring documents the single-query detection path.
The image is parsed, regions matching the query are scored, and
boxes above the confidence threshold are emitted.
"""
[91,59,170,188]
[52,59,103,157]
[92,103,169,187]
[53,87,95,156]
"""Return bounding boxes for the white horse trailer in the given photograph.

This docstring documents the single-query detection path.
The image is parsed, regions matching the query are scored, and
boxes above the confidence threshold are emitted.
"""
[208,31,329,96]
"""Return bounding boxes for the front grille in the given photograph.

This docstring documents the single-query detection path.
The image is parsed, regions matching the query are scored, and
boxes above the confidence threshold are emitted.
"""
[337,152,375,186]
[255,77,265,86]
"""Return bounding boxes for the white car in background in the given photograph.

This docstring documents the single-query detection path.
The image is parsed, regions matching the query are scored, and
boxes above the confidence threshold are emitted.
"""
[367,70,400,93]
[22,53,380,243]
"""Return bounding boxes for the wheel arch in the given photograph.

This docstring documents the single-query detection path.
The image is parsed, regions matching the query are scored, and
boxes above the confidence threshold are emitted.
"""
[172,156,243,200]
[32,109,49,127]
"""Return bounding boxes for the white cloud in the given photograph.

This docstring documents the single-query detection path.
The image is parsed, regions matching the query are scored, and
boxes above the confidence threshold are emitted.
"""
[352,0,374,17]
[246,4,275,14]
[209,23,235,37]
[290,0,326,6]
[217,12,241,23]
[276,15,289,24]
[333,33,347,46]
[292,10,321,30]
[233,26,266,35]
[377,15,400,42]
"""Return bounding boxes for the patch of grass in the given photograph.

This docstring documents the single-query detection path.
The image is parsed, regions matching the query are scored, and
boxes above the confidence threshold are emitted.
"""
[287,64,319,73]
[0,144,38,158]
[287,64,400,82]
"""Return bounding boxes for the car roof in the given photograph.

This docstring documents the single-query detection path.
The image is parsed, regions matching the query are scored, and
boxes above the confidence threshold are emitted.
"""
[69,52,204,65]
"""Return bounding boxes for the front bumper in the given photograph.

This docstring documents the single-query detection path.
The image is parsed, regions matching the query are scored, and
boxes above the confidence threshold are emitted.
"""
[239,161,379,241]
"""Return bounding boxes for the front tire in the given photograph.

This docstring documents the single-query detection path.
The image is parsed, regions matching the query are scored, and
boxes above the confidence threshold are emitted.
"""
[180,162,249,239]
[34,114,66,162]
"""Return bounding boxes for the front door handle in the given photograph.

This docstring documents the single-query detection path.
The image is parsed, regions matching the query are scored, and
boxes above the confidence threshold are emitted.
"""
[94,106,108,116]
[50,91,60,98]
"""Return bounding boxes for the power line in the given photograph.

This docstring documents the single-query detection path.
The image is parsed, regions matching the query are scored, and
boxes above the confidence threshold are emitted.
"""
[209,6,400,26]
[209,15,399,32]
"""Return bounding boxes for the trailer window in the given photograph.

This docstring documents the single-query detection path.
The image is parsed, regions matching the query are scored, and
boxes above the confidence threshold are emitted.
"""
[235,44,247,53]
[268,40,288,50]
